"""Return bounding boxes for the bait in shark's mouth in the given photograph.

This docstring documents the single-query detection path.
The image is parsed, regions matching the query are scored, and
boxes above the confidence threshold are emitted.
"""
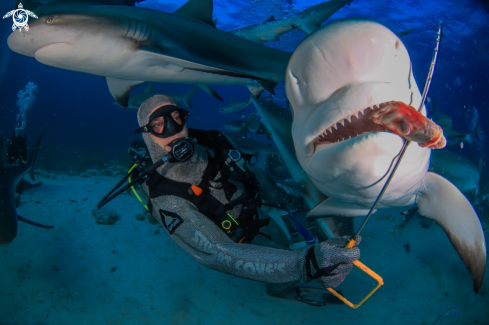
[315,101,447,150]
[370,101,446,149]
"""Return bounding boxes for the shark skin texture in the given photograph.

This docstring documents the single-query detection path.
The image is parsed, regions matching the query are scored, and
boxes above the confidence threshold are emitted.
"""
[285,19,486,293]
[7,0,292,106]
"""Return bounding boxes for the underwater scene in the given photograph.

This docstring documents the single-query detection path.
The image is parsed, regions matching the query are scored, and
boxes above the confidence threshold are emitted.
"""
[0,0,488,324]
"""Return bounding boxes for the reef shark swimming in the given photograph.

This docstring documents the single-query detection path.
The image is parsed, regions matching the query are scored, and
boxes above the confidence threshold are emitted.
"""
[6,0,351,106]
[229,0,351,44]
[285,19,486,293]
[0,130,53,245]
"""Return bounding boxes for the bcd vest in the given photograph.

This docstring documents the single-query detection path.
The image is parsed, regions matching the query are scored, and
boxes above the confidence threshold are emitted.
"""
[146,129,270,243]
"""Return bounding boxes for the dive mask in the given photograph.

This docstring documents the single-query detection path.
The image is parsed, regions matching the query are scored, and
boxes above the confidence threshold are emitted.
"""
[135,105,189,139]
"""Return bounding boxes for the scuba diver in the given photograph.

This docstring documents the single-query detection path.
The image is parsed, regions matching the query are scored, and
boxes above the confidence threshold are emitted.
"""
[7,126,42,197]
[102,94,361,305]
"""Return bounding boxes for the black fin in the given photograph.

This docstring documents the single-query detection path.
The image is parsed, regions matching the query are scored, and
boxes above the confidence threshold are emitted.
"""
[18,215,54,229]
[106,77,144,107]
[197,84,223,101]
[259,80,277,95]
[397,27,416,37]
[174,0,216,28]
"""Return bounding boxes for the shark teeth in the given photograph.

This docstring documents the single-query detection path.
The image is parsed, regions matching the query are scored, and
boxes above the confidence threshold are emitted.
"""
[316,104,384,143]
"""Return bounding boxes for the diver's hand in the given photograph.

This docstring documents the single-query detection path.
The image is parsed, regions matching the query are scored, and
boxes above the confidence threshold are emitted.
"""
[304,236,361,288]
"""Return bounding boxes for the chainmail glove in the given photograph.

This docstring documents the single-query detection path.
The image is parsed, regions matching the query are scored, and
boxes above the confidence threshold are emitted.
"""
[303,236,361,288]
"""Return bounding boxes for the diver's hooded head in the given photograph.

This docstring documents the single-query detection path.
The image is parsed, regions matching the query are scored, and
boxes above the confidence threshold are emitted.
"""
[137,94,187,163]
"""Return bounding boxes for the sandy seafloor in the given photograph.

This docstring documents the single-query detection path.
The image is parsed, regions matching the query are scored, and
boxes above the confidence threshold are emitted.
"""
[1,173,488,325]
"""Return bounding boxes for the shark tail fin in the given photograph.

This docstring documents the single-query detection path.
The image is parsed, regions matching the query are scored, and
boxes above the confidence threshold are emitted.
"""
[238,93,254,114]
[144,83,154,93]
[182,86,198,109]
[27,129,45,182]
[197,84,223,101]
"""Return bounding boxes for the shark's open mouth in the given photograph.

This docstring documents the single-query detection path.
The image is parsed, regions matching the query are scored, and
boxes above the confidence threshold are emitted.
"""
[314,103,388,148]
[314,100,447,151]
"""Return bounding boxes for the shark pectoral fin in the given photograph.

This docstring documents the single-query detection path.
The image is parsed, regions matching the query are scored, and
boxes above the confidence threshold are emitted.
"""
[18,215,54,229]
[416,172,486,293]
[106,77,144,107]
[306,198,372,220]
[182,86,199,109]
[197,84,223,101]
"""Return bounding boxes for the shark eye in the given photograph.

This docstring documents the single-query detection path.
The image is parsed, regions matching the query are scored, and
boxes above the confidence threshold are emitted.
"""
[46,17,54,25]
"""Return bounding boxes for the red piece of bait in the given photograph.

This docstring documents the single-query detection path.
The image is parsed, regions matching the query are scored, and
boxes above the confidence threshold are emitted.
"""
[370,101,446,149]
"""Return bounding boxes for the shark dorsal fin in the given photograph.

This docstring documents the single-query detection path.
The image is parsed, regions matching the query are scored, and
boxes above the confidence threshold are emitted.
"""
[174,0,216,28]
[144,83,154,93]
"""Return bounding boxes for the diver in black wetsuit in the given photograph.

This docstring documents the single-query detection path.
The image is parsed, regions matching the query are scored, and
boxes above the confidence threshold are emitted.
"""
[7,128,42,197]
[133,94,361,305]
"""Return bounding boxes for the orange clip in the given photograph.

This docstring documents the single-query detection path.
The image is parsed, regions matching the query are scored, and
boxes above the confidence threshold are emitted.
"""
[190,185,203,196]
[327,238,384,309]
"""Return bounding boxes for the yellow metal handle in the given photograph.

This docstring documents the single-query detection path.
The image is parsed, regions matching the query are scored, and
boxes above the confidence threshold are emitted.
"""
[327,260,384,309]
[325,238,384,309]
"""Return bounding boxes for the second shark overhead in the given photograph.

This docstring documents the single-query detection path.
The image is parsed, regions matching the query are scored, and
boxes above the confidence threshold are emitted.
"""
[7,0,293,107]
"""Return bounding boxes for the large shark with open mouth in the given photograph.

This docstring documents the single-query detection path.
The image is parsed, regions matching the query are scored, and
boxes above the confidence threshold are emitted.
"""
[285,19,486,293]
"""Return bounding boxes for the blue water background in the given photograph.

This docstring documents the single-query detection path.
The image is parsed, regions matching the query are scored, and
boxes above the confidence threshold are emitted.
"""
[0,0,487,171]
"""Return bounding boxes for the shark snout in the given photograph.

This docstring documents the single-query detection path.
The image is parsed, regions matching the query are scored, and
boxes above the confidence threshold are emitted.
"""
[8,31,38,57]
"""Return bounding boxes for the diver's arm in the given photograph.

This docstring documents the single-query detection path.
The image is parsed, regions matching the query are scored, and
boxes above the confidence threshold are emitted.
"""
[152,194,306,283]
[151,195,359,286]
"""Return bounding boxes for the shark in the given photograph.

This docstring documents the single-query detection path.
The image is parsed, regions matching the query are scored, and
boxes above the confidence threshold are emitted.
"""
[113,83,198,109]
[229,0,352,44]
[218,94,253,114]
[7,0,295,106]
[285,19,486,293]
[0,130,53,245]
